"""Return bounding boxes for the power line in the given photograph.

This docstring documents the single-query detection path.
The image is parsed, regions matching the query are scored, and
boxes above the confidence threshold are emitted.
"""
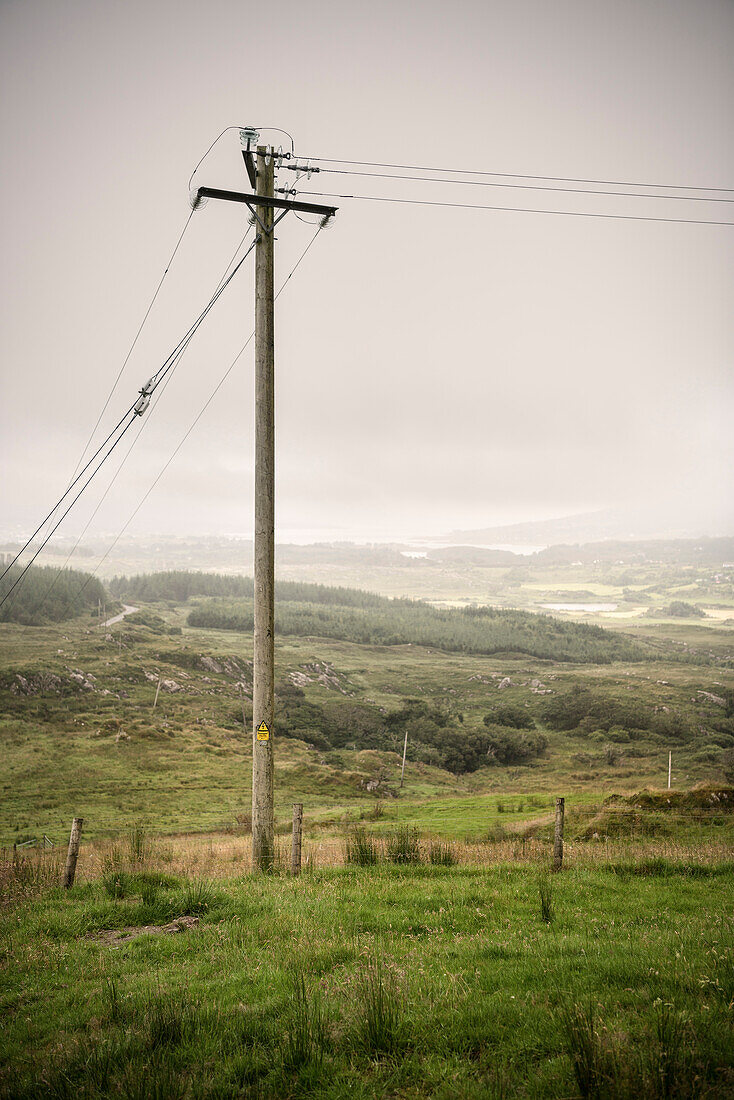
[299,155,734,195]
[0,405,139,586]
[305,166,734,203]
[5,233,257,612]
[30,211,198,568]
[0,418,139,611]
[41,229,256,598]
[79,226,325,594]
[2,301,200,591]
[1,229,223,591]
[187,126,243,192]
[68,209,197,487]
[302,190,734,227]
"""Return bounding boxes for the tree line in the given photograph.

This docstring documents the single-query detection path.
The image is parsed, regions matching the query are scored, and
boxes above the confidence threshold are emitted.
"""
[110,570,387,608]
[187,593,645,664]
[0,565,106,625]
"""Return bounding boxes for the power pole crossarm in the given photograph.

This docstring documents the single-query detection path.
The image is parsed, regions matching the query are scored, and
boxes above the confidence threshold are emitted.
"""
[196,186,337,219]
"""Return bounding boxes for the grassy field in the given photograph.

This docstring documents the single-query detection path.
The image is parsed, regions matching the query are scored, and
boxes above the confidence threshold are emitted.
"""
[1,604,732,846]
[1,553,733,1098]
[1,846,733,1099]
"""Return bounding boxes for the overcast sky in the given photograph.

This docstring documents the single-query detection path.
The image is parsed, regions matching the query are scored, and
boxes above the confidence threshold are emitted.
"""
[1,0,732,544]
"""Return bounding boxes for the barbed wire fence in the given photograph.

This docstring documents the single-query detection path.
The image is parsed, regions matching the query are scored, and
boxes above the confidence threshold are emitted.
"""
[3,795,731,879]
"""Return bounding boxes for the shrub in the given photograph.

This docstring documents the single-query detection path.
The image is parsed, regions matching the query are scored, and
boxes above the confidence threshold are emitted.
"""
[559,1000,616,1098]
[694,746,723,764]
[124,610,167,632]
[723,749,734,783]
[127,825,150,864]
[662,600,705,618]
[145,989,197,1049]
[428,840,456,866]
[541,687,652,734]
[484,705,535,730]
[484,725,548,765]
[102,871,131,899]
[178,880,220,915]
[603,744,621,766]
[0,850,60,907]
[282,969,326,1071]
[355,955,403,1055]
[385,826,421,865]
[345,828,380,866]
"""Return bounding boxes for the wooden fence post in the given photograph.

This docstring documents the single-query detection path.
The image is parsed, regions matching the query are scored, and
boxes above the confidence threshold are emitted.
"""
[553,798,564,871]
[291,803,303,876]
[62,817,84,888]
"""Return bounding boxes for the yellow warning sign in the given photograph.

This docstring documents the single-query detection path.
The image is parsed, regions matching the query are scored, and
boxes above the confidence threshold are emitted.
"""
[256,722,270,742]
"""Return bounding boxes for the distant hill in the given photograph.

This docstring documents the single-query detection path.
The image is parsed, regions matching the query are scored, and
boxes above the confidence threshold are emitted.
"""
[433,504,733,547]
[535,537,734,566]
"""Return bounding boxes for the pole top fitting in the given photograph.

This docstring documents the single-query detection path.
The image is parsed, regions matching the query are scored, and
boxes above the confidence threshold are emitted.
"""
[239,126,260,148]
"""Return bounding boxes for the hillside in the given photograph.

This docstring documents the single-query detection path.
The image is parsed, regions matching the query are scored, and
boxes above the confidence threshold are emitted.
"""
[1,580,732,845]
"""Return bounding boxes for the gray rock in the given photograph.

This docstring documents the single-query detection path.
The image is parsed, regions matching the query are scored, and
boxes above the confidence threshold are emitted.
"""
[697,690,727,708]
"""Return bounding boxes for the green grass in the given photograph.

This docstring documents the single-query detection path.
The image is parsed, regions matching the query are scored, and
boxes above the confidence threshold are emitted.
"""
[1,862,732,1098]
[1,557,733,1097]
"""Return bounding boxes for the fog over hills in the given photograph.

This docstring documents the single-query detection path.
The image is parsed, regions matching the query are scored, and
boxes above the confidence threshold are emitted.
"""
[435,501,734,548]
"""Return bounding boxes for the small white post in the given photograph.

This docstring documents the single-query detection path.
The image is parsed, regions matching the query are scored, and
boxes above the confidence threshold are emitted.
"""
[153,674,162,709]
[400,730,408,788]
[668,750,672,789]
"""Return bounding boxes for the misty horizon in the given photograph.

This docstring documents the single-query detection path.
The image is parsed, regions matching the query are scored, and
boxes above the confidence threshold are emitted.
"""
[1,0,732,559]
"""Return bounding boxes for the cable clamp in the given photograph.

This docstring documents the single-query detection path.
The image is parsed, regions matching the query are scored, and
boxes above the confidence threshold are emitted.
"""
[134,377,155,417]
[285,164,319,177]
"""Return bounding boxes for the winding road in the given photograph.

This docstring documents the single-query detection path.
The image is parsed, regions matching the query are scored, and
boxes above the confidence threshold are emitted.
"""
[102,604,138,627]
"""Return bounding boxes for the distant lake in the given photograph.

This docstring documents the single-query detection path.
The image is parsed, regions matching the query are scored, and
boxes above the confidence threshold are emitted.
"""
[541,602,617,613]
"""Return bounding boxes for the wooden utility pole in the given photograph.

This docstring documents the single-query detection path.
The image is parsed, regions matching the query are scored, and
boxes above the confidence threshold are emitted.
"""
[62,816,83,888]
[291,802,303,875]
[192,136,336,872]
[553,797,564,872]
[252,146,276,871]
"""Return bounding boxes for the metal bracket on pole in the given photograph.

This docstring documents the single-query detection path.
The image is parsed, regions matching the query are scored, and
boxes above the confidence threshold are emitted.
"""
[242,149,257,189]
[245,202,291,236]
